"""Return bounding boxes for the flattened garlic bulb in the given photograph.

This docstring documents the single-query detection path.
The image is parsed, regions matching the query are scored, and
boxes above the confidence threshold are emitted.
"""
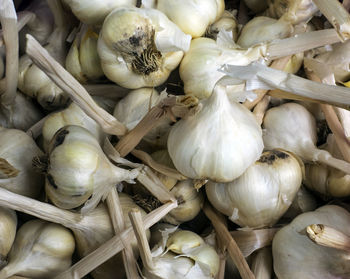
[0,219,75,279]
[62,0,137,25]
[263,102,350,175]
[206,149,302,228]
[163,180,204,225]
[97,6,191,89]
[113,88,172,147]
[167,86,263,182]
[272,205,350,279]
[237,16,293,48]
[0,127,43,198]
[0,207,17,266]
[151,0,225,38]
[179,37,266,99]
[43,125,139,212]
[66,27,104,83]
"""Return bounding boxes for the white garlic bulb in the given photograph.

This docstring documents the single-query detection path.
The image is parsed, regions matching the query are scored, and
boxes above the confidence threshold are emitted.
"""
[66,26,104,83]
[167,85,264,182]
[0,127,43,198]
[0,219,75,279]
[62,0,137,25]
[113,88,172,147]
[206,149,302,228]
[179,37,266,99]
[149,0,225,38]
[0,207,17,267]
[163,180,204,225]
[237,16,293,48]
[42,125,139,212]
[263,102,350,175]
[272,205,350,279]
[97,6,191,89]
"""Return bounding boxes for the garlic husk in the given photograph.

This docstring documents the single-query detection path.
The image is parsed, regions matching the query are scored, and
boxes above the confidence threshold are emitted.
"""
[0,219,75,279]
[272,205,350,279]
[206,10,238,41]
[179,37,266,99]
[0,91,43,131]
[243,0,268,13]
[97,6,191,89]
[0,207,16,266]
[43,125,139,212]
[42,101,105,152]
[163,180,204,225]
[62,0,137,25]
[150,150,178,190]
[167,85,263,182]
[150,0,225,38]
[237,16,293,48]
[65,26,104,83]
[113,88,172,147]
[262,102,350,174]
[0,127,43,198]
[206,149,302,228]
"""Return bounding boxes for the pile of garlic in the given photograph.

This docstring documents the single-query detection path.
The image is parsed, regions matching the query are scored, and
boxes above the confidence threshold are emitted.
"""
[1,0,350,278]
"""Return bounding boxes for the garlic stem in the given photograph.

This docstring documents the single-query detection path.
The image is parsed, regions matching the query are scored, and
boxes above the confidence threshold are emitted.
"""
[253,96,270,125]
[312,0,350,41]
[306,224,350,252]
[54,201,177,279]
[0,0,18,108]
[307,148,350,174]
[129,209,154,270]
[25,34,127,136]
[203,202,255,279]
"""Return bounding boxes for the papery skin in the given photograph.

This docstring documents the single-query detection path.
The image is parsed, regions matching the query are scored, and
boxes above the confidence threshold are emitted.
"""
[168,86,264,182]
[272,205,350,279]
[206,150,302,228]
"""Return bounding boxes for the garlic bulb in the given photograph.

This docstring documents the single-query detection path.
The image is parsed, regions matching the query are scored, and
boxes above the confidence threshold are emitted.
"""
[148,0,225,38]
[66,26,104,83]
[62,0,137,25]
[272,205,350,278]
[147,229,220,278]
[97,6,191,89]
[237,16,293,48]
[42,125,139,212]
[179,37,266,99]
[42,102,105,151]
[206,149,302,228]
[151,150,178,190]
[263,102,350,174]
[167,85,263,182]
[0,219,75,279]
[244,0,268,13]
[113,88,172,147]
[206,10,238,41]
[0,127,43,198]
[283,186,317,219]
[163,180,204,225]
[0,207,17,267]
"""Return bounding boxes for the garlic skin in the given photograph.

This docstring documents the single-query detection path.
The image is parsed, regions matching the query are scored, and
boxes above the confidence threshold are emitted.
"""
[163,180,204,225]
[206,149,302,228]
[62,0,137,25]
[114,88,172,147]
[97,7,191,89]
[283,186,317,219]
[167,86,264,182]
[0,127,43,198]
[42,102,105,151]
[179,37,266,99]
[151,150,178,189]
[206,10,238,41]
[272,205,350,279]
[152,0,225,38]
[0,208,17,266]
[0,219,75,279]
[44,125,139,212]
[66,27,104,83]
[237,16,293,48]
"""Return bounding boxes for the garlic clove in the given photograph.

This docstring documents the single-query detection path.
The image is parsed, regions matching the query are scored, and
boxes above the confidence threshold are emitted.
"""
[0,207,16,267]
[206,149,303,228]
[0,219,75,279]
[166,230,204,254]
[167,85,264,182]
